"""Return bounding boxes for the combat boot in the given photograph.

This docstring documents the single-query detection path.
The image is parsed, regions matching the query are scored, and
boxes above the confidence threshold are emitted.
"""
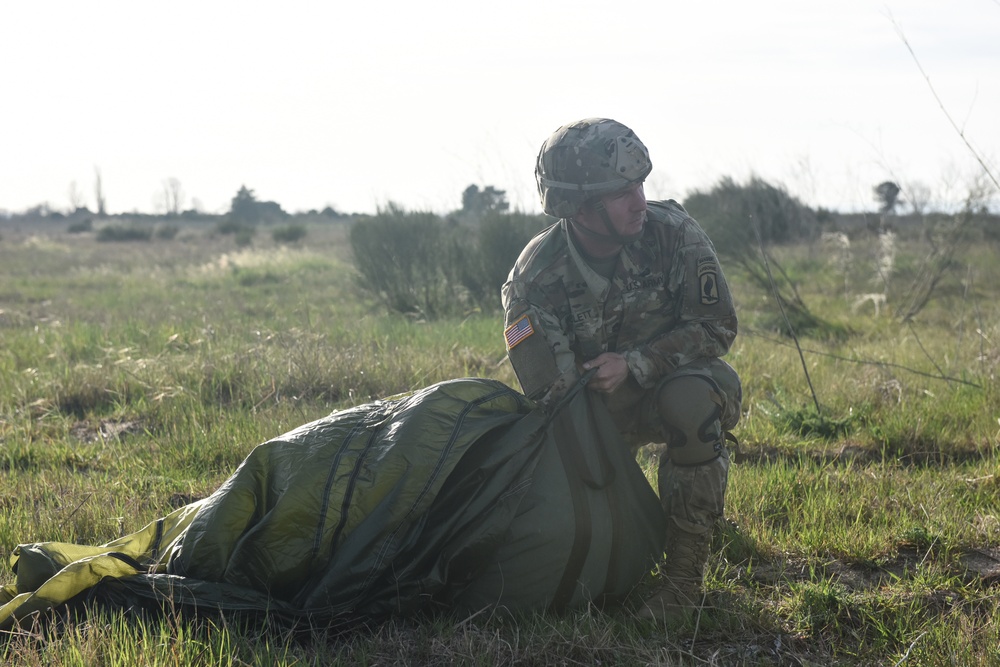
[638,523,711,622]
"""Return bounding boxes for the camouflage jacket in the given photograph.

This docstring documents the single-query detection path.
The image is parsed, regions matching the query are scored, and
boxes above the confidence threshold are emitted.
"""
[502,200,737,407]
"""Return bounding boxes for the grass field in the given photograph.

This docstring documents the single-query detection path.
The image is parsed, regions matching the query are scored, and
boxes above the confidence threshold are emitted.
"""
[1,217,998,665]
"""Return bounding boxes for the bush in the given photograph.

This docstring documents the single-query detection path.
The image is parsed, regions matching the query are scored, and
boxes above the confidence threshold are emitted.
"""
[216,219,257,246]
[350,205,549,318]
[350,204,461,317]
[683,176,818,255]
[215,219,252,235]
[684,176,828,335]
[67,219,93,234]
[155,224,179,240]
[235,228,255,247]
[271,224,308,244]
[456,211,550,311]
[96,224,153,242]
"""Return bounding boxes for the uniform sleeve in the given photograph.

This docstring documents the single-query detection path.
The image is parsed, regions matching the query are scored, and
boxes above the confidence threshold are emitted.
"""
[623,222,738,388]
[501,278,580,408]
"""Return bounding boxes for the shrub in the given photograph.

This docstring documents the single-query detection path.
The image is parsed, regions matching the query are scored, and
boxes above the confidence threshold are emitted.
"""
[684,176,827,335]
[350,205,550,318]
[683,176,818,254]
[235,228,255,247]
[216,219,257,247]
[96,224,153,242]
[272,224,308,244]
[349,204,461,317]
[455,211,550,311]
[67,219,94,234]
[155,224,179,240]
[215,219,252,235]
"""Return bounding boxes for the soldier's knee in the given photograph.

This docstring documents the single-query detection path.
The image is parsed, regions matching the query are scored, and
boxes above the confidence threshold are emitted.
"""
[711,360,743,431]
[656,374,726,466]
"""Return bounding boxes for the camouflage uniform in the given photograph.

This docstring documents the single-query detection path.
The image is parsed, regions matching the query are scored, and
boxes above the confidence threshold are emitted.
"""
[502,197,741,449]
[503,118,742,620]
[502,201,738,416]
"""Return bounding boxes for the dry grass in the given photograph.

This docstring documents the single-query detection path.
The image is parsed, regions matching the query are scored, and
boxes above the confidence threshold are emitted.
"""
[1,217,999,665]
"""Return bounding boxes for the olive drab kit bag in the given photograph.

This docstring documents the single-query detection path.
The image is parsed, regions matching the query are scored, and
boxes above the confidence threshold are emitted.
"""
[1,377,664,630]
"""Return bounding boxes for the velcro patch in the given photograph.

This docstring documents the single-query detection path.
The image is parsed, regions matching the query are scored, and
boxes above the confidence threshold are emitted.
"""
[697,258,720,305]
[504,314,535,350]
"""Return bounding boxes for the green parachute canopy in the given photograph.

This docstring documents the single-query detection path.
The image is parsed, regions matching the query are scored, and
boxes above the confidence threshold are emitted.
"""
[1,378,664,630]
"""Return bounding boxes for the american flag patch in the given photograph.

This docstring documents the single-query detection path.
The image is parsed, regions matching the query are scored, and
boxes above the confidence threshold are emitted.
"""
[504,315,535,350]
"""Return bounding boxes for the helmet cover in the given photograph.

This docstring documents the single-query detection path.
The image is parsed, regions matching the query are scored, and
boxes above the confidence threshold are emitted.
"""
[535,118,652,218]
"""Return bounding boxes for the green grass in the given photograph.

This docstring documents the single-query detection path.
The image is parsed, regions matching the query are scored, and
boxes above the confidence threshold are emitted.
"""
[1,219,999,664]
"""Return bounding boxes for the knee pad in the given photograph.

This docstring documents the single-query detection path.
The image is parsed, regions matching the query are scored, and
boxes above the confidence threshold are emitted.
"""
[656,374,726,467]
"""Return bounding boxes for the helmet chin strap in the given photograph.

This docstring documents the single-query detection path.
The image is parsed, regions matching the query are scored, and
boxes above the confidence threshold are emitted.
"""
[570,200,642,247]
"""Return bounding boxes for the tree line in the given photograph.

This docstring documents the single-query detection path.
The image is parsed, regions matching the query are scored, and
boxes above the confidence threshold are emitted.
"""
[350,177,999,328]
[5,174,997,327]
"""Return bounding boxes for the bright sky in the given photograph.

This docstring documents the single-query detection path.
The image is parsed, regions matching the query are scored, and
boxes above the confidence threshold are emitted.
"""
[2,0,998,216]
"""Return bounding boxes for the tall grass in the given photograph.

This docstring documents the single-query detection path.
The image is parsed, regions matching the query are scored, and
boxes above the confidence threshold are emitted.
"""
[1,219,999,665]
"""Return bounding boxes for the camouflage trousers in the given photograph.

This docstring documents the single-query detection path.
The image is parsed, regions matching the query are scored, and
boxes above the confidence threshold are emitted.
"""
[658,449,729,537]
[602,357,742,454]
[601,357,741,539]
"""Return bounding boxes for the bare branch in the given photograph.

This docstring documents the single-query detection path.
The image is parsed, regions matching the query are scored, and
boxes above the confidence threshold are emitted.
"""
[745,329,983,389]
[889,14,1000,194]
[748,214,823,414]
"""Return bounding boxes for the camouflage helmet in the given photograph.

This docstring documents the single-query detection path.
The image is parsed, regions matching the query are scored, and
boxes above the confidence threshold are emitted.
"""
[535,118,652,218]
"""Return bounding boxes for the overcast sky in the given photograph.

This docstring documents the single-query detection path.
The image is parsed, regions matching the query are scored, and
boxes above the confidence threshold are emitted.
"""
[2,0,998,217]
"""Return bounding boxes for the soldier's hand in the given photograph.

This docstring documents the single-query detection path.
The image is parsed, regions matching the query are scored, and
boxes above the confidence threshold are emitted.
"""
[582,353,629,393]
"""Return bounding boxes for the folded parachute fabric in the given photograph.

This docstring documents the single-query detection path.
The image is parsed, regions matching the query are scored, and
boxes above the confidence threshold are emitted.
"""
[1,377,664,630]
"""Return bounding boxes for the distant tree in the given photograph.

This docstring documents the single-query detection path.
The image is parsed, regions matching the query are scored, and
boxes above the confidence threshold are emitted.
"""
[230,185,261,224]
[23,203,53,219]
[257,200,289,221]
[160,177,185,217]
[67,180,86,213]
[93,167,107,216]
[873,181,901,215]
[461,185,509,217]
[903,181,932,216]
[229,185,287,223]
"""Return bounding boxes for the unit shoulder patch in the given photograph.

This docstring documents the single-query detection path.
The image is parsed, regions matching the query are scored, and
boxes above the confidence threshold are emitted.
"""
[697,257,720,305]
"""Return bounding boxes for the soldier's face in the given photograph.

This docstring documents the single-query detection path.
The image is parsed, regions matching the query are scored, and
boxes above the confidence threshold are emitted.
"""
[577,182,648,240]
